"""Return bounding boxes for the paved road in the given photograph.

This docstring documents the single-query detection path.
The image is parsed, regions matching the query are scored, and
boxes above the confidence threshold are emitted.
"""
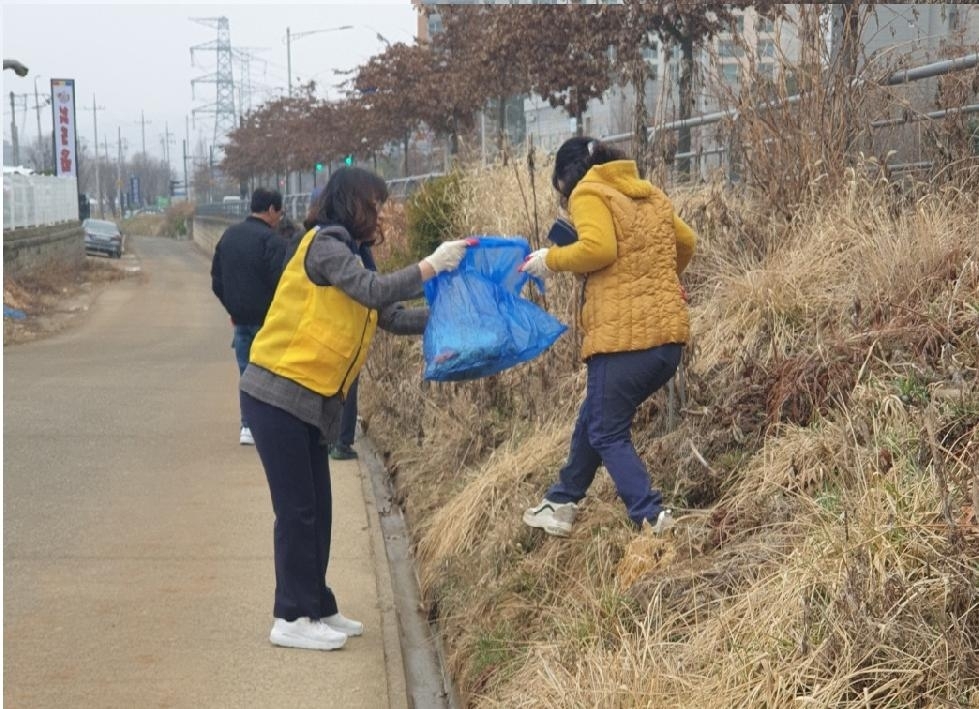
[3,236,406,708]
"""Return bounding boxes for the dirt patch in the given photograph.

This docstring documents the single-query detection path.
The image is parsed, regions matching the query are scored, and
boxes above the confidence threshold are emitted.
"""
[4,257,133,345]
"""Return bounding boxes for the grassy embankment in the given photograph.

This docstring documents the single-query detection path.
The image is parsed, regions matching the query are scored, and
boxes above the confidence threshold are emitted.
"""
[362,154,978,707]
[119,201,193,239]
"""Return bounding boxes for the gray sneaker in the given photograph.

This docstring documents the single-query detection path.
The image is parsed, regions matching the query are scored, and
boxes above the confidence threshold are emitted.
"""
[646,509,675,534]
[523,499,578,537]
[323,612,363,637]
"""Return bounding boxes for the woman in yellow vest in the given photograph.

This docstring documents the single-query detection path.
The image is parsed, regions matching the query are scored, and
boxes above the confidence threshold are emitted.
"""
[241,167,470,651]
[520,137,696,538]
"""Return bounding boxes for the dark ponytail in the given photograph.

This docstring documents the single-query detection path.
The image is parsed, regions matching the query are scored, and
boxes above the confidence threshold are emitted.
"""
[552,137,626,199]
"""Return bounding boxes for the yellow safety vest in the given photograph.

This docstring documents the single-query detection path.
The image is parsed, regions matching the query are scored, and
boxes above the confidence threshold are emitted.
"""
[250,227,378,397]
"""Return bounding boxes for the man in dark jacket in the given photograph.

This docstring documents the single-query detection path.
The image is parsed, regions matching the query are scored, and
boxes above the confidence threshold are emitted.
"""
[211,188,286,445]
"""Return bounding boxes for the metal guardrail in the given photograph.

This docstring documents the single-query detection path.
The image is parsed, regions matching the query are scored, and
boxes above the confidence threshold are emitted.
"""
[196,199,301,222]
[284,193,310,221]
[871,103,979,129]
[602,52,979,145]
[195,201,249,220]
[883,52,979,85]
[386,172,445,200]
[600,52,979,181]
[196,172,449,222]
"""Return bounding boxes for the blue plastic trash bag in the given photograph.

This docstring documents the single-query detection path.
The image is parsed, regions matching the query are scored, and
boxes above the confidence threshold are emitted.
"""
[423,236,567,381]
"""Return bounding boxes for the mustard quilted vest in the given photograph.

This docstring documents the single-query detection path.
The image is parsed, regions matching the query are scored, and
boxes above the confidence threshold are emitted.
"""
[572,168,690,359]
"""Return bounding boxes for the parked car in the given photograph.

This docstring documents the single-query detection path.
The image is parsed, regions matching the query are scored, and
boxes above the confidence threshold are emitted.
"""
[82,218,124,258]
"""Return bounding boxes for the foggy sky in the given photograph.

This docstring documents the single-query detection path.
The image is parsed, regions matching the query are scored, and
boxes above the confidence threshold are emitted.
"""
[1,2,419,165]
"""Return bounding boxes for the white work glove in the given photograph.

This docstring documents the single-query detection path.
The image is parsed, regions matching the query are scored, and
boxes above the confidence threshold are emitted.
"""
[519,248,551,278]
[423,239,471,274]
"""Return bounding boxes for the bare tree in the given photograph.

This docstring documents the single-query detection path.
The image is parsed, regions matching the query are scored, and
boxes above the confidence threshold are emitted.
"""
[611,1,783,176]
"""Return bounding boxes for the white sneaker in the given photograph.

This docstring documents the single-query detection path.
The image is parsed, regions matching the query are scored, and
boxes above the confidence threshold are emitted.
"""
[269,617,346,651]
[646,509,675,534]
[522,499,578,537]
[239,426,254,445]
[322,612,364,637]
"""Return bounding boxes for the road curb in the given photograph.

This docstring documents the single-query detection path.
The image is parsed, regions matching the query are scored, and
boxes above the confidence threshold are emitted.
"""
[357,436,458,709]
[358,440,410,709]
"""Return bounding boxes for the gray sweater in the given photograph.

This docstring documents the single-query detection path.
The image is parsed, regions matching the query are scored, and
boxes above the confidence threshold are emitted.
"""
[240,226,427,440]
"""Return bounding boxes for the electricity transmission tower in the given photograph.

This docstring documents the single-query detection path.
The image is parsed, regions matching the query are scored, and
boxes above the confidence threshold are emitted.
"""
[189,16,236,146]
[234,48,269,118]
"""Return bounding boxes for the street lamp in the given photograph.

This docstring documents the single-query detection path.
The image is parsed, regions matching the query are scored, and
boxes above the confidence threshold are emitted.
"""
[285,25,353,97]
[3,59,29,76]
[362,25,392,49]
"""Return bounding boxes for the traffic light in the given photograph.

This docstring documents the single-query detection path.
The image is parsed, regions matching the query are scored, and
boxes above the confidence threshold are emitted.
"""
[169,179,180,196]
[343,154,354,166]
[315,162,324,172]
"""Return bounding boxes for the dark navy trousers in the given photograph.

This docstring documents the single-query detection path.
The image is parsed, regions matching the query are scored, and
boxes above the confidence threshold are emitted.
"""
[546,343,683,525]
[337,377,359,447]
[240,391,338,621]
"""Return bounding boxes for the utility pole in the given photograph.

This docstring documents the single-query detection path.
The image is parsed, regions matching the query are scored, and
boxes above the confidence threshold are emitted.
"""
[117,126,124,215]
[285,25,352,98]
[9,91,20,164]
[138,109,152,155]
[32,77,43,159]
[103,136,113,216]
[286,27,292,97]
[182,139,189,200]
[92,94,106,218]
[160,120,175,182]
[184,116,191,201]
[281,24,351,194]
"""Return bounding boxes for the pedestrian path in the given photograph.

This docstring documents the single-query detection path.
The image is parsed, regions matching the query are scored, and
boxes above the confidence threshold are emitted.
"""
[2,236,407,708]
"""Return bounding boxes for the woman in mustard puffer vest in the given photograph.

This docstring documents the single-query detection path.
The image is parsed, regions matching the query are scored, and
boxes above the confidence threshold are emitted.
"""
[521,137,696,537]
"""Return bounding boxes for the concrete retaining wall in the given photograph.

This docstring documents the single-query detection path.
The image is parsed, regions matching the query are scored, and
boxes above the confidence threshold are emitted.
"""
[3,223,86,277]
[193,215,235,256]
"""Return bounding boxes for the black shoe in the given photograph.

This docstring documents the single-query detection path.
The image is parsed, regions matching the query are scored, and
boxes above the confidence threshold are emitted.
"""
[329,443,358,460]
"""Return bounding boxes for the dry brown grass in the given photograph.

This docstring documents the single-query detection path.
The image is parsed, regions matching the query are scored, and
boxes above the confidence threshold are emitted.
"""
[3,259,127,345]
[360,124,978,707]
[118,213,164,237]
[119,203,193,239]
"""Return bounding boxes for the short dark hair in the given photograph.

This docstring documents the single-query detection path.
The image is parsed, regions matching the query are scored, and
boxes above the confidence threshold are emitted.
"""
[552,137,627,199]
[250,188,283,214]
[303,167,388,244]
